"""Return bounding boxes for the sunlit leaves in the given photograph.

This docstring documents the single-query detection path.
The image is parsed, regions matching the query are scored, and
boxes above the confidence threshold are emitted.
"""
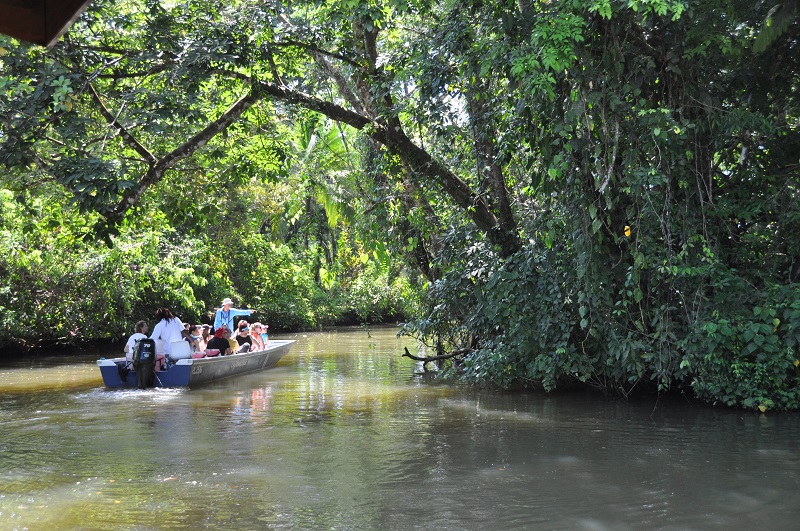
[49,76,75,112]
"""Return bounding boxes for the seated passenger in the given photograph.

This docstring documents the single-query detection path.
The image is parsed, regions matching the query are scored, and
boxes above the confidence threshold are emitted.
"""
[206,326,233,356]
[124,320,149,365]
[182,328,200,352]
[235,321,252,353]
[225,327,240,355]
[195,324,209,351]
[260,323,270,346]
[181,325,200,352]
[249,322,266,351]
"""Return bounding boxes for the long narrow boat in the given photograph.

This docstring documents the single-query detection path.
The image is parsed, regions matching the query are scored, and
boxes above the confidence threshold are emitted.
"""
[97,340,295,388]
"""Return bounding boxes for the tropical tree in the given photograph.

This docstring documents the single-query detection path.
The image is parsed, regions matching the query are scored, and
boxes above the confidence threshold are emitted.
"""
[2,0,800,410]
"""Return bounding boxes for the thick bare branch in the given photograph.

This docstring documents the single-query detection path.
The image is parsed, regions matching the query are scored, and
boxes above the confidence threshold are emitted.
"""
[97,68,520,256]
[314,54,367,115]
[272,39,361,69]
[402,346,472,363]
[87,82,156,165]
[105,86,263,222]
[255,79,520,257]
[256,80,372,129]
[467,87,516,234]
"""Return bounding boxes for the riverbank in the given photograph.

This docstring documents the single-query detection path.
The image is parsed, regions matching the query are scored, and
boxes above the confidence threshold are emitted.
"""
[0,323,405,360]
[0,338,120,360]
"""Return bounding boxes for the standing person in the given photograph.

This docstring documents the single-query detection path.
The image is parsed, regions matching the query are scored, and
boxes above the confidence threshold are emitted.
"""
[213,297,254,333]
[150,307,185,359]
[124,320,148,365]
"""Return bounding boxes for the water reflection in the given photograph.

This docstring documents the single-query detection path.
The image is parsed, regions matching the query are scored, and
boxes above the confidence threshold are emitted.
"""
[1,327,800,529]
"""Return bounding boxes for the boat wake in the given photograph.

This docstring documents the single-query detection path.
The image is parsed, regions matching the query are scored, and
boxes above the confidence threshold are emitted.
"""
[75,386,187,403]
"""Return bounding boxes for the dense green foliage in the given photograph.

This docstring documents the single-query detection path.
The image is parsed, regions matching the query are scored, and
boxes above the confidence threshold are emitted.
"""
[399,0,800,411]
[0,188,419,349]
[1,0,799,409]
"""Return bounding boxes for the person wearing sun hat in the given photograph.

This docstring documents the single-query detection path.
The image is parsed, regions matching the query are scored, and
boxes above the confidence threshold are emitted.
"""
[213,297,254,333]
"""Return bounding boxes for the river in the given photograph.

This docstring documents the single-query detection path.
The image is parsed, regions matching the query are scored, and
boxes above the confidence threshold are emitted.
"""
[1,327,799,530]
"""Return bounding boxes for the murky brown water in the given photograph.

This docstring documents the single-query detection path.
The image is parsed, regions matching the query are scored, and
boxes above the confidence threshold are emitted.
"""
[1,327,799,530]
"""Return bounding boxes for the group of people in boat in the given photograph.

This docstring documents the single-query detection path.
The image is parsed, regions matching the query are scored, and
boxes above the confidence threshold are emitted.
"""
[124,297,270,366]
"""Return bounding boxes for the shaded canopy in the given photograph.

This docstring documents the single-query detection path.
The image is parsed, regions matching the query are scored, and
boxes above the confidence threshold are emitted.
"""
[0,0,92,48]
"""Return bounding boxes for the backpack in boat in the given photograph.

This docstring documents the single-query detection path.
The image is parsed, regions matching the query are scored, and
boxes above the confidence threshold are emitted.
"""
[132,338,157,388]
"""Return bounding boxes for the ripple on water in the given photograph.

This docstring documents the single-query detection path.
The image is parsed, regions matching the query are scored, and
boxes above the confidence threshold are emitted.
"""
[3,330,800,530]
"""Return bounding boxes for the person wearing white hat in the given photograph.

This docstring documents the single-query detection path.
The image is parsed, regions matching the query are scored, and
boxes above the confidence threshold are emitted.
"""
[213,297,254,333]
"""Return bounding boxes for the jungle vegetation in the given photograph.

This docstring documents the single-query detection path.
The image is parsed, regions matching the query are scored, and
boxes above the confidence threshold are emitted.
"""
[1,0,799,410]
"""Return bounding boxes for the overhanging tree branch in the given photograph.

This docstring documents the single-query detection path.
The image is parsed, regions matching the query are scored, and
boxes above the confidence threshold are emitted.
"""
[88,82,156,165]
[96,68,520,256]
[402,346,472,371]
[253,80,521,257]
[104,85,264,223]
[272,39,361,69]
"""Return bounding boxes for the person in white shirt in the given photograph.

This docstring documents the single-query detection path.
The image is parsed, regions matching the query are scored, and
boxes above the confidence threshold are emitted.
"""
[150,307,184,357]
[124,320,148,365]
